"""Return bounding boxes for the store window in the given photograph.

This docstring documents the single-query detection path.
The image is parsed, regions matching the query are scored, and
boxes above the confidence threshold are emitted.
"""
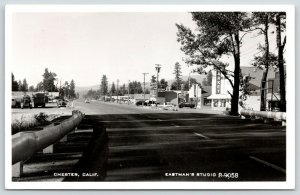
[221,99,226,107]
[213,99,218,107]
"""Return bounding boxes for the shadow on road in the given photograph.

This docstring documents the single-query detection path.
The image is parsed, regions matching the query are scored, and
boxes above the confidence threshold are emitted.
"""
[66,112,286,182]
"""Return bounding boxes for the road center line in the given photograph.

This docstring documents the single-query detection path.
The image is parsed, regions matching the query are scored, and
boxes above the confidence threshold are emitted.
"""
[193,132,209,139]
[249,156,286,174]
[171,123,180,128]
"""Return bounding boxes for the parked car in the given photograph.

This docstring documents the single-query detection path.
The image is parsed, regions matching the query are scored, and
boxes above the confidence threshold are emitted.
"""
[147,100,157,106]
[158,102,178,111]
[136,100,147,106]
[57,98,67,107]
[85,99,90,103]
[178,102,196,108]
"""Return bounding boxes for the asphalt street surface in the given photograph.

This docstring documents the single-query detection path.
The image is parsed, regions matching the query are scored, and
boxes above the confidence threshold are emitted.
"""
[13,100,286,182]
[74,100,286,182]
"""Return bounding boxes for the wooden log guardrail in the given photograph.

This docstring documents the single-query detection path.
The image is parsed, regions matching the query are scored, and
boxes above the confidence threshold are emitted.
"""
[240,109,286,126]
[12,110,84,165]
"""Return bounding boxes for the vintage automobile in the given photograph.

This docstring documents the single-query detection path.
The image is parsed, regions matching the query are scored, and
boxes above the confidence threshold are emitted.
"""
[57,98,67,108]
[178,102,196,108]
[135,100,147,106]
[32,93,46,108]
[158,102,178,111]
[146,100,157,107]
[13,95,32,109]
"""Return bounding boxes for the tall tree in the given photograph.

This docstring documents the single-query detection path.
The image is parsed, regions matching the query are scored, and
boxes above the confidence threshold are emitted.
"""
[18,80,22,91]
[173,62,182,90]
[20,79,28,91]
[11,73,19,91]
[275,13,286,112]
[28,85,35,92]
[176,12,251,115]
[129,81,143,94]
[36,81,44,92]
[136,82,143,94]
[119,84,127,95]
[250,12,276,111]
[63,81,70,98]
[100,75,108,96]
[69,79,76,99]
[43,68,57,92]
[160,79,168,90]
[110,82,116,95]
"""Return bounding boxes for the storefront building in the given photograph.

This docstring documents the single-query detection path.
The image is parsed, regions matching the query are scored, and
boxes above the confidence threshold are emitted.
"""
[207,67,282,111]
[207,70,232,110]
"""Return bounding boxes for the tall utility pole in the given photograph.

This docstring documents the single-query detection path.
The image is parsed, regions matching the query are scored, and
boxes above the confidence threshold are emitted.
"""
[142,73,149,106]
[155,64,161,104]
[128,80,130,105]
[117,79,119,103]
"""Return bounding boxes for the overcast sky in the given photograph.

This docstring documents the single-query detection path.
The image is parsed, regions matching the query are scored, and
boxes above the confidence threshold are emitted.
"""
[10,12,278,87]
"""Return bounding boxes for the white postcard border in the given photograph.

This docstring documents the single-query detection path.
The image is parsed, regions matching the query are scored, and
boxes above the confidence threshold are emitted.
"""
[5,4,295,189]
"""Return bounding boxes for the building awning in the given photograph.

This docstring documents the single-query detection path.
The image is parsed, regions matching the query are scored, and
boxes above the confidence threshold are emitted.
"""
[207,94,231,99]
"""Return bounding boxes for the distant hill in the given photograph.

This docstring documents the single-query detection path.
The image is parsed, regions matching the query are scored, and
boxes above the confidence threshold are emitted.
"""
[167,74,207,85]
[76,74,208,97]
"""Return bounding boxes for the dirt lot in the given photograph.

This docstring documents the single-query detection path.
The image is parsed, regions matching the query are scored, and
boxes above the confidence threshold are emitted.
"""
[11,103,75,131]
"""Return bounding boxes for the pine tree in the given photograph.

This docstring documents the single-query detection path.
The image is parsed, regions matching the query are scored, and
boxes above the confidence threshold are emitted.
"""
[176,12,251,115]
[69,79,76,98]
[110,82,116,95]
[100,75,108,96]
[11,73,19,91]
[43,68,57,92]
[20,79,28,91]
[173,62,182,90]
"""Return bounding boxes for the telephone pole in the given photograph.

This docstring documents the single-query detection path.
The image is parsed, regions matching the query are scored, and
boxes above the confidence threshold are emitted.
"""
[155,64,161,104]
[128,80,130,105]
[117,79,119,103]
[142,73,149,106]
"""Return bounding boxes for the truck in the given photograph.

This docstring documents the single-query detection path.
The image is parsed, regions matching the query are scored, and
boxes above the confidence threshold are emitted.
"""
[12,95,32,109]
[32,93,46,108]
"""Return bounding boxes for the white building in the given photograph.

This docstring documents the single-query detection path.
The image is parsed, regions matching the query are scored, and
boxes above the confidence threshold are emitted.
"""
[188,84,202,108]
[207,70,232,109]
[207,67,282,111]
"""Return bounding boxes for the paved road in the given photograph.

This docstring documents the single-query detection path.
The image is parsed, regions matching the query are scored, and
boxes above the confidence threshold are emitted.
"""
[73,100,286,181]
[14,100,285,182]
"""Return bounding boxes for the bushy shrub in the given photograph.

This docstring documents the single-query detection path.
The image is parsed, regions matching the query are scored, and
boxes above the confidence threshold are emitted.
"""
[34,112,49,124]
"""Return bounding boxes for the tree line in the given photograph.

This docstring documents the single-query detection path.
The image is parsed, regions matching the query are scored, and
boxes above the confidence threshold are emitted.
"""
[12,68,77,99]
[86,65,213,100]
[85,75,151,99]
[176,12,286,115]
[148,62,212,92]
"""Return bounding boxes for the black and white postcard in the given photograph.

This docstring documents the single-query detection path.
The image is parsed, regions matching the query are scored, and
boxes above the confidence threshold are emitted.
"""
[5,5,295,189]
